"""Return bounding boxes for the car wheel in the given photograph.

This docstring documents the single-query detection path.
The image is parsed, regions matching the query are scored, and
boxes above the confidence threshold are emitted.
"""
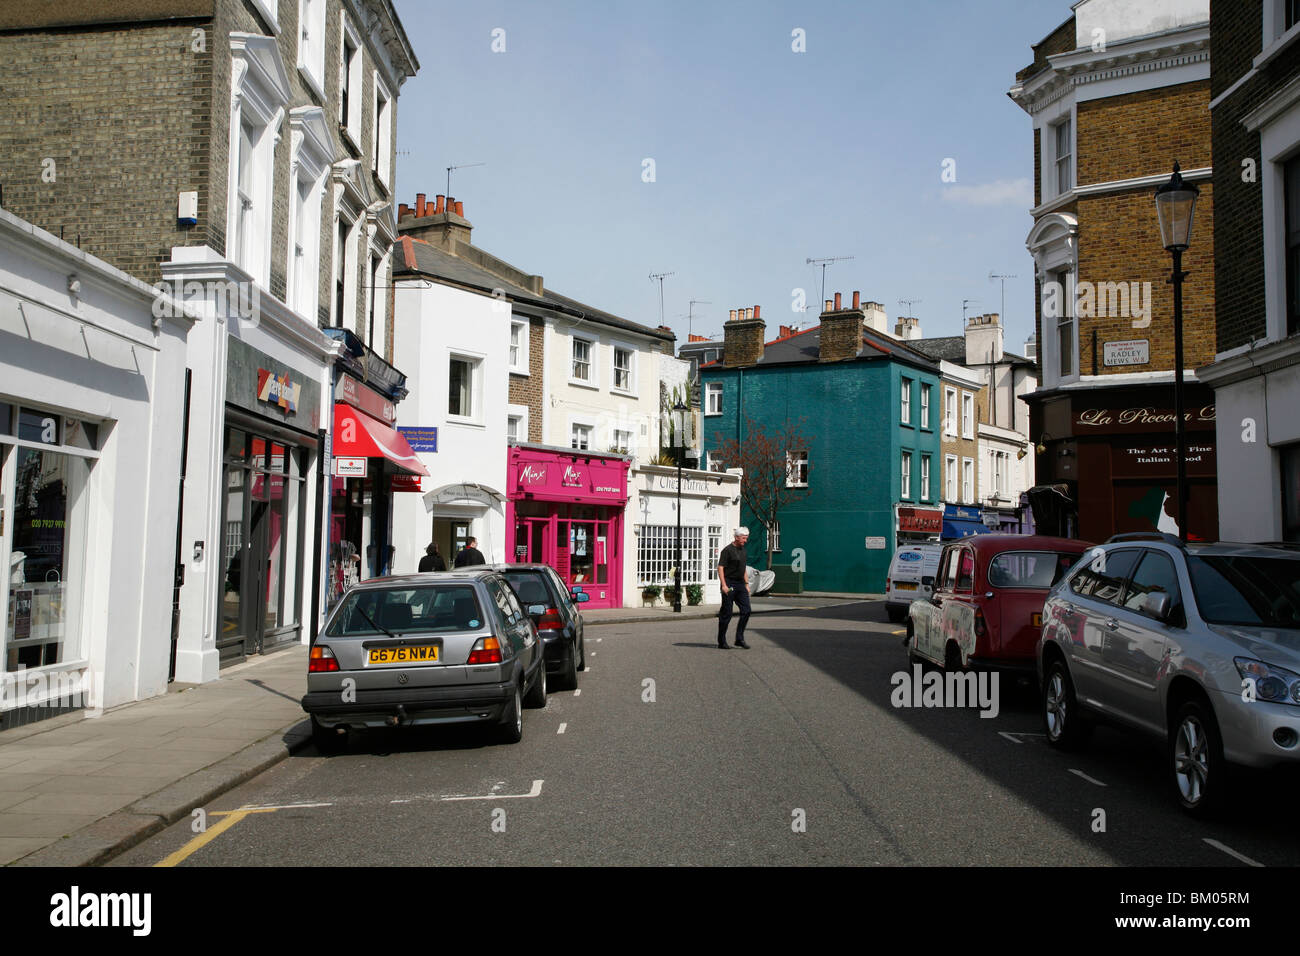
[1170,699,1226,816]
[496,683,523,744]
[577,634,586,672]
[311,715,347,755]
[524,660,547,708]
[886,604,906,624]
[1042,659,1091,750]
[558,642,579,691]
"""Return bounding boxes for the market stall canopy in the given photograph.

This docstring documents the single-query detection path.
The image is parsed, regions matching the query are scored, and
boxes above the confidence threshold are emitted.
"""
[942,505,992,540]
[332,404,430,477]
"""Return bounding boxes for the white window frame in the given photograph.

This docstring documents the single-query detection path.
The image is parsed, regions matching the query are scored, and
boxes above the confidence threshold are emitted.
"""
[332,209,356,330]
[364,246,388,354]
[569,418,595,451]
[944,387,957,437]
[228,34,289,290]
[286,106,331,323]
[707,525,722,581]
[921,454,931,502]
[297,0,326,100]
[372,73,393,188]
[447,351,484,424]
[610,426,635,455]
[611,341,637,395]
[705,382,723,416]
[1046,267,1078,381]
[920,383,930,429]
[338,13,362,149]
[1249,88,1300,343]
[766,520,781,554]
[945,454,958,502]
[785,449,809,488]
[901,450,912,500]
[507,404,529,443]
[249,0,279,32]
[962,457,974,503]
[570,334,597,388]
[1052,115,1073,197]
[901,377,912,425]
[509,320,530,374]
[962,392,974,440]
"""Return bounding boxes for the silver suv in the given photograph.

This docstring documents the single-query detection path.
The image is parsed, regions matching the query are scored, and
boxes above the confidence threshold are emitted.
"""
[1038,534,1300,815]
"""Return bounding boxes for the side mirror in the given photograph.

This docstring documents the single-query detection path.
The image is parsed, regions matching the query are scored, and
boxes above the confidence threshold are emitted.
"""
[573,591,591,604]
[1143,592,1171,621]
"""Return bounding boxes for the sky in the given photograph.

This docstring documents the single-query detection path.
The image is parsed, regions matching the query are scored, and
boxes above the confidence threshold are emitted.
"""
[391,0,1071,354]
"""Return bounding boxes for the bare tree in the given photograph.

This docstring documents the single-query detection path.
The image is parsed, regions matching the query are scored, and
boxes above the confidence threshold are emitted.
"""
[713,416,814,569]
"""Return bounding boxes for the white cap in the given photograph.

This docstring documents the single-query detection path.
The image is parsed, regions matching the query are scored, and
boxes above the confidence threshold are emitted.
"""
[735,526,749,537]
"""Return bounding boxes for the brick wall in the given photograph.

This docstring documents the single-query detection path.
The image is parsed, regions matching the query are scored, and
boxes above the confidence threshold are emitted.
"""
[507,317,545,442]
[1077,81,1212,186]
[1017,16,1076,85]
[0,18,215,285]
[1211,0,1300,351]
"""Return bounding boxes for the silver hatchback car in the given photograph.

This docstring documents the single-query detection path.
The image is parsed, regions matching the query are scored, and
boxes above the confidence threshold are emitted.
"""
[301,569,548,752]
[1038,534,1300,814]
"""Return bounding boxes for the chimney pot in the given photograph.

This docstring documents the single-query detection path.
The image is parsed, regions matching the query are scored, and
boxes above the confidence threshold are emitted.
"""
[824,299,832,312]
[745,307,753,320]
[454,201,464,216]
[729,309,737,322]
[852,291,860,310]
[435,195,445,214]
[416,193,427,217]
[399,203,411,219]
[753,304,761,319]
[834,292,842,311]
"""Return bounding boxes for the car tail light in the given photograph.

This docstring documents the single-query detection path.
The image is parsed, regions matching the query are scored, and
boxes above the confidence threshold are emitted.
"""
[309,645,339,673]
[467,636,503,665]
[974,609,987,637]
[537,608,564,630]
[885,577,892,592]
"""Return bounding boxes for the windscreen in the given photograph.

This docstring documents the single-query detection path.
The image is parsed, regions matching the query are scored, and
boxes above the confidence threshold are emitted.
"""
[326,586,485,636]
[1187,555,1300,627]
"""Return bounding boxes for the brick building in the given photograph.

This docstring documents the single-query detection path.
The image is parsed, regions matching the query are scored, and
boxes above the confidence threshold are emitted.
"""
[1196,0,1300,541]
[699,293,944,594]
[1009,0,1218,542]
[0,1,418,680]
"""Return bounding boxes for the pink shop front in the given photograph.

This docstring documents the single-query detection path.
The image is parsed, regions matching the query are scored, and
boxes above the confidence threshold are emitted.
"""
[506,445,628,610]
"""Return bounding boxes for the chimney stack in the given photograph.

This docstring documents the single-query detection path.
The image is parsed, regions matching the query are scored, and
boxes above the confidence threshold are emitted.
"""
[397,192,473,250]
[723,302,766,367]
[965,312,1004,365]
[862,301,888,335]
[818,291,862,363]
[894,316,922,340]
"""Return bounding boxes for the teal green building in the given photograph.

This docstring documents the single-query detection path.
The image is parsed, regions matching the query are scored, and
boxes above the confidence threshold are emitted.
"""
[700,316,943,594]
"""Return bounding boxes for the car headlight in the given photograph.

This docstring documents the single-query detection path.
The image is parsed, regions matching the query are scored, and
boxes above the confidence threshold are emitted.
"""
[1234,657,1300,705]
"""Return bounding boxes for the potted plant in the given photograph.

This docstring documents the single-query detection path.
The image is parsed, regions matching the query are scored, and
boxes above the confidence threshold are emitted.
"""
[686,583,703,606]
[641,584,661,606]
[663,585,681,605]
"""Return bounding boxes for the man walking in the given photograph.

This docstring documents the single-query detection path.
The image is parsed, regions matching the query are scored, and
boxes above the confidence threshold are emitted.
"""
[716,527,751,649]
[453,536,486,568]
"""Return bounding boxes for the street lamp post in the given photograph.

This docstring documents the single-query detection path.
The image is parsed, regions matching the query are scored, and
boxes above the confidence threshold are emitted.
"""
[671,399,689,613]
[1154,161,1199,544]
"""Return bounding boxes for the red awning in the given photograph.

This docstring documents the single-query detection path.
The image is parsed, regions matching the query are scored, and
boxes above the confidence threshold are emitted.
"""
[333,403,430,477]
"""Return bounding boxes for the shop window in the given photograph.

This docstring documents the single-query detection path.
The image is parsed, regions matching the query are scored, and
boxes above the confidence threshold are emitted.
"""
[637,525,702,586]
[707,525,721,581]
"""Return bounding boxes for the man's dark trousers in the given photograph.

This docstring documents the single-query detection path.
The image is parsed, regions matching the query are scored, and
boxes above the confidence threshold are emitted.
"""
[718,579,750,646]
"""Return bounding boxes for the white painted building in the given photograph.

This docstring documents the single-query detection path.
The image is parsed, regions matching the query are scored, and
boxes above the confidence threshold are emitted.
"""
[389,270,509,569]
[0,209,192,722]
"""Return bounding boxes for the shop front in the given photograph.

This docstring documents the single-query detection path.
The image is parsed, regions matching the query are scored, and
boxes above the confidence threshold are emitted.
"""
[1027,384,1219,542]
[942,504,991,540]
[896,503,943,545]
[506,445,628,610]
[328,379,427,609]
[218,337,322,666]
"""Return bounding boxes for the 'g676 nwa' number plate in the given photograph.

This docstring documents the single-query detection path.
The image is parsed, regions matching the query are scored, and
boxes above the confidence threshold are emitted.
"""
[368,645,438,664]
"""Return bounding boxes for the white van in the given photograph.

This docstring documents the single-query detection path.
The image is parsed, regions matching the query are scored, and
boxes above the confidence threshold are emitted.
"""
[884,543,942,622]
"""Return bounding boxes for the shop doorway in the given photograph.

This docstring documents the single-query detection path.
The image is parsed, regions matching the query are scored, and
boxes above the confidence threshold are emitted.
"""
[511,507,617,607]
[432,517,473,567]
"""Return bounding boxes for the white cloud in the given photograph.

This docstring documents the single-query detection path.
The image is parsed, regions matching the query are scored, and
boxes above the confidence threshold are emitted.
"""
[940,178,1032,207]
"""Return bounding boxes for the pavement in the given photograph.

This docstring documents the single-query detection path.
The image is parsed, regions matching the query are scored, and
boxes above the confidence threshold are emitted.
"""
[0,593,873,867]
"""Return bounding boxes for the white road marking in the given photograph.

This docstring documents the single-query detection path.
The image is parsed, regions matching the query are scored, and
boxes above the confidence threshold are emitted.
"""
[573,689,582,697]
[590,651,596,658]
[557,722,567,734]
[441,779,544,801]
[1068,768,1108,787]
[390,799,410,804]
[596,638,603,643]
[998,732,1046,744]
[1204,838,1263,867]
[236,801,334,810]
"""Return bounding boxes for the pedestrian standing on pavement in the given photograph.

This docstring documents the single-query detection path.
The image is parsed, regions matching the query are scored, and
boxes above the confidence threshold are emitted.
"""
[453,537,486,568]
[418,542,446,572]
[716,527,751,649]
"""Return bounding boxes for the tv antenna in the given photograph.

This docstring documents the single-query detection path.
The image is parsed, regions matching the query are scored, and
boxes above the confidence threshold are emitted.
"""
[806,255,854,309]
[898,297,922,317]
[649,272,675,327]
[446,162,486,198]
[962,298,980,324]
[988,272,1016,323]
[686,299,712,338]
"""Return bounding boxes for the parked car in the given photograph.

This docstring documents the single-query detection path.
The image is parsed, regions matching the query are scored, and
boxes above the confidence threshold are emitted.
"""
[1038,535,1300,814]
[907,534,1091,673]
[301,569,548,752]
[886,543,942,623]
[487,563,588,691]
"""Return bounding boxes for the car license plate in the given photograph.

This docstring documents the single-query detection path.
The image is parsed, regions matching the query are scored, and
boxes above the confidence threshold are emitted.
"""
[896,582,917,591]
[1031,612,1043,627]
[368,645,438,664]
